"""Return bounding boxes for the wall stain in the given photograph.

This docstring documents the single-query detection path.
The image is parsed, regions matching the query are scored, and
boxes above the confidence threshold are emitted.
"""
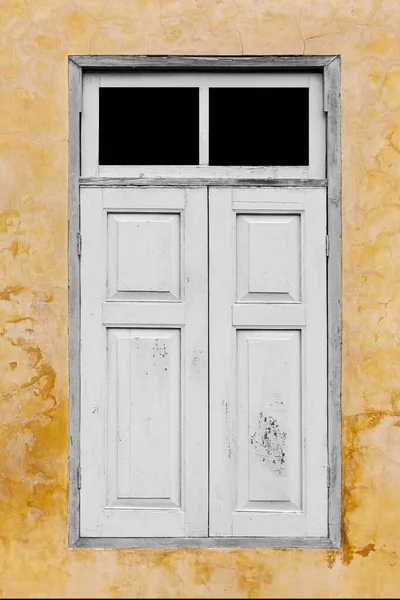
[0,285,25,301]
[327,410,400,569]
[236,552,274,597]
[0,210,19,234]
[356,543,376,558]
[3,241,30,258]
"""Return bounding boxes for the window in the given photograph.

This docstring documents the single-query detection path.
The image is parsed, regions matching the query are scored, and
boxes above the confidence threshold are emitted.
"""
[99,87,200,165]
[208,87,309,166]
[70,56,341,548]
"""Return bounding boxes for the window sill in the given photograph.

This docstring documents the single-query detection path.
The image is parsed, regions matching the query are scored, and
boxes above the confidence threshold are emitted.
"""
[71,536,340,549]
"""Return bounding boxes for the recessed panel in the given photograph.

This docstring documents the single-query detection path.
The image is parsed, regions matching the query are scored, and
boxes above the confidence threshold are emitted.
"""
[237,330,302,510]
[209,88,309,166]
[99,87,199,165]
[107,329,181,508]
[237,214,301,302]
[107,213,180,301]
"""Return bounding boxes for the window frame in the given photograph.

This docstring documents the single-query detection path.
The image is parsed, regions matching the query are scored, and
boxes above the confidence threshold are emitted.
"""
[68,55,341,549]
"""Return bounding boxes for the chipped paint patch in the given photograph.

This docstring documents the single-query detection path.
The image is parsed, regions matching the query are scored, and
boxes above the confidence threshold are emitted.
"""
[152,338,168,358]
[251,412,287,474]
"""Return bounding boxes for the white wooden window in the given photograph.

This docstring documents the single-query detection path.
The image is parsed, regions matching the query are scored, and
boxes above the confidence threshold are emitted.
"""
[71,62,341,548]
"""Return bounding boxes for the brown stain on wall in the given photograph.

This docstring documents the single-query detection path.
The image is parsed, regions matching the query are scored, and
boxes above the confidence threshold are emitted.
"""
[329,410,388,568]
[0,285,26,301]
[1,0,400,597]
[356,543,375,558]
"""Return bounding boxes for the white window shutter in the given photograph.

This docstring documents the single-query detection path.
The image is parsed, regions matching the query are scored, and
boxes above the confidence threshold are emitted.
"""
[209,187,328,538]
[80,187,208,537]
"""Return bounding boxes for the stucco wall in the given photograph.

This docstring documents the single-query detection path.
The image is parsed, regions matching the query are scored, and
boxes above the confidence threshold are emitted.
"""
[1,0,400,596]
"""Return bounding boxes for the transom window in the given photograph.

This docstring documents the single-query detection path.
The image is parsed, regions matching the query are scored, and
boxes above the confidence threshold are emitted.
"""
[82,72,325,179]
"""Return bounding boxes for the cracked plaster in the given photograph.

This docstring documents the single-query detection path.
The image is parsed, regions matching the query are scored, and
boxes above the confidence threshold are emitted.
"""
[1,0,400,597]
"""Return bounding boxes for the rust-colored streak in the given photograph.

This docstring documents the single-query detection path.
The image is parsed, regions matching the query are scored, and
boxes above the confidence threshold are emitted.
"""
[341,413,382,566]
[0,285,25,301]
[356,543,376,558]
[329,410,400,568]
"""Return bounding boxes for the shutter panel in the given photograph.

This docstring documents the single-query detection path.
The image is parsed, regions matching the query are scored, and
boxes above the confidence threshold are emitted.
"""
[80,187,208,538]
[209,187,328,538]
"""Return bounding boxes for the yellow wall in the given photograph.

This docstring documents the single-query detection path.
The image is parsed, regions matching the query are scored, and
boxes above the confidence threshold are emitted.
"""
[0,0,399,596]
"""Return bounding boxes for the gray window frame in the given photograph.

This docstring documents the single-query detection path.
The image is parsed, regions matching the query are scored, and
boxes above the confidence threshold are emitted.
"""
[68,55,341,549]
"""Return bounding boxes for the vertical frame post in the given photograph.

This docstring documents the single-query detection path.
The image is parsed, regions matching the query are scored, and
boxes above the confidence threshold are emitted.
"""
[68,57,82,546]
[324,55,342,547]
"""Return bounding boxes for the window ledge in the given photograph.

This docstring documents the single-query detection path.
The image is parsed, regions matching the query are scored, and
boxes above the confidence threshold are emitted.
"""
[71,536,340,549]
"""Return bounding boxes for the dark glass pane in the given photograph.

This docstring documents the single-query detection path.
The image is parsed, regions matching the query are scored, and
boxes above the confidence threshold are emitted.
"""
[209,88,309,166]
[99,88,199,165]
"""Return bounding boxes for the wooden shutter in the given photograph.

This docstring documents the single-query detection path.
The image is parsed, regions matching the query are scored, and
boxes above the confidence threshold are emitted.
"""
[80,187,208,537]
[209,187,328,537]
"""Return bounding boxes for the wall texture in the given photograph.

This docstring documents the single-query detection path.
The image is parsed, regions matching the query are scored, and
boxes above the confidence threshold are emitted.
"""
[1,0,400,596]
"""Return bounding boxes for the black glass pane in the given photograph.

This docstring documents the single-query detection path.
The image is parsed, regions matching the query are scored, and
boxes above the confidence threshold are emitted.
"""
[99,88,199,165]
[209,88,309,166]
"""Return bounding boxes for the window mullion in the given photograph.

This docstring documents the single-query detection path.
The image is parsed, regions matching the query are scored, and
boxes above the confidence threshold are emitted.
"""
[199,84,209,166]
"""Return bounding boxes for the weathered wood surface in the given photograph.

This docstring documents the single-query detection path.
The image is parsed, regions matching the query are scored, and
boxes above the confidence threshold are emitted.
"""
[68,57,82,546]
[80,177,328,188]
[325,55,342,548]
[70,54,337,70]
[75,536,338,548]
